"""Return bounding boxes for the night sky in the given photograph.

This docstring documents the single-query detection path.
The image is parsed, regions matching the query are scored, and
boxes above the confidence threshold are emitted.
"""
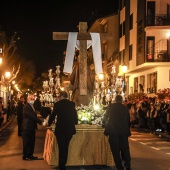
[0,0,118,77]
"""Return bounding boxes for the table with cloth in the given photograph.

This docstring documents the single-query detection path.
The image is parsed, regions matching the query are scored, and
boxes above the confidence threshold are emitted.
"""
[43,124,115,166]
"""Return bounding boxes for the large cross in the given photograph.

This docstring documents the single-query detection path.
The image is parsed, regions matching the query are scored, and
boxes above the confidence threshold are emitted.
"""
[53,22,113,105]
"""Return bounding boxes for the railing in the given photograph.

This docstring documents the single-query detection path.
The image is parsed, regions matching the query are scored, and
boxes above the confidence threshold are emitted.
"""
[146,50,170,62]
[147,87,157,94]
[146,14,170,26]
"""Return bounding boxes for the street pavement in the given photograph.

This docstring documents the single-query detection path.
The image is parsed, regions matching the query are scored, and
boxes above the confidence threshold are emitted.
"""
[0,115,113,170]
[0,114,170,170]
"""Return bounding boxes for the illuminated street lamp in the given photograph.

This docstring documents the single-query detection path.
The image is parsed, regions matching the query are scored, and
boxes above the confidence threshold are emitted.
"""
[5,71,11,79]
[5,71,11,99]
[0,58,2,65]
[122,63,127,92]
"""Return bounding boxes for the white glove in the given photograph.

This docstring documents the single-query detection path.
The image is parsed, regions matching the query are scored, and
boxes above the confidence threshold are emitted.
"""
[42,115,50,126]
[42,119,48,126]
[42,121,46,126]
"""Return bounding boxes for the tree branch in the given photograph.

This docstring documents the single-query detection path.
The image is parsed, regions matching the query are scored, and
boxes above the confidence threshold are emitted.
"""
[9,64,20,83]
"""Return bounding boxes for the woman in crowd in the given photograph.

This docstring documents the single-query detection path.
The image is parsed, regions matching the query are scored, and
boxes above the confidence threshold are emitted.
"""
[146,103,157,134]
[129,104,137,128]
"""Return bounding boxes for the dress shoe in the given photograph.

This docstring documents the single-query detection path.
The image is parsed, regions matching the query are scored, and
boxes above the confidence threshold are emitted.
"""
[22,156,30,160]
[28,155,38,160]
[22,156,27,160]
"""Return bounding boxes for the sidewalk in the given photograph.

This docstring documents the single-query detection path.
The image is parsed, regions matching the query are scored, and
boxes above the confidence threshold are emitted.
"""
[0,115,55,170]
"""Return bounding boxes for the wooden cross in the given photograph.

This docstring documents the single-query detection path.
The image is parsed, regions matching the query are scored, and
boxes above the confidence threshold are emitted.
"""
[53,22,113,105]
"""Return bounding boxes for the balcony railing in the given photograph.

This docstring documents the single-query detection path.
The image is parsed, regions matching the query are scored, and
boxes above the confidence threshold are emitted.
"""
[146,14,170,26]
[146,50,170,62]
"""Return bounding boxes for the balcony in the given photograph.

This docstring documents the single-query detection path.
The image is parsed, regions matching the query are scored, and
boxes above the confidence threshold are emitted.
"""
[146,14,170,26]
[146,50,170,62]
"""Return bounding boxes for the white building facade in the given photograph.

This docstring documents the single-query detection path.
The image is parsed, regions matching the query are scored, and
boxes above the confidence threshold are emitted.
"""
[118,0,170,96]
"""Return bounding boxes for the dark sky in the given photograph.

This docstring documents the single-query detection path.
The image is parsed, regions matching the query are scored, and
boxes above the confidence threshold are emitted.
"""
[0,0,118,77]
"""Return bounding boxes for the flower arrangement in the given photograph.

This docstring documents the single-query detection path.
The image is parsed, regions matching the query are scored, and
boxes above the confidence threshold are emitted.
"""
[76,103,105,126]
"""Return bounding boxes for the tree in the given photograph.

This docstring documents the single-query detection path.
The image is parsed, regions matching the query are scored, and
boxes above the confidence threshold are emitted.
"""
[1,32,21,82]
[2,32,36,92]
[15,58,36,89]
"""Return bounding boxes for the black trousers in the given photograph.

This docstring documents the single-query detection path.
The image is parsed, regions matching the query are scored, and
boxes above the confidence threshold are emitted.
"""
[0,117,4,127]
[109,134,131,170]
[22,130,35,157]
[17,119,22,136]
[56,133,72,170]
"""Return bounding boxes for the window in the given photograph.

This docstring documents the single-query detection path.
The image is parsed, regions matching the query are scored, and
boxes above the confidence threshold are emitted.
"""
[147,72,157,93]
[139,76,145,92]
[134,77,138,92]
[146,36,155,61]
[120,0,126,10]
[123,21,125,36]
[119,24,122,38]
[147,1,155,26]
[119,21,125,38]
[119,50,125,65]
[129,44,132,60]
[130,13,133,30]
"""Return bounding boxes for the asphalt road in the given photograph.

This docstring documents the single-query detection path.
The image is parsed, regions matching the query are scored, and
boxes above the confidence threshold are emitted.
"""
[0,115,170,170]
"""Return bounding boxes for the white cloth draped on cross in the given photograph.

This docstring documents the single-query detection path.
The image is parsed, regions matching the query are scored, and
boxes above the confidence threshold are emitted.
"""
[63,32,103,74]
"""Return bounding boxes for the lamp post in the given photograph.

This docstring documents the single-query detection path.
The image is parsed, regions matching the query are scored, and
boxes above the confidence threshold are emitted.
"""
[122,63,127,93]
[5,71,11,100]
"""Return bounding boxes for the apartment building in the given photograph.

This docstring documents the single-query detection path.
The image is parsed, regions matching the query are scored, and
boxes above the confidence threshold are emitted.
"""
[88,14,119,87]
[118,0,170,96]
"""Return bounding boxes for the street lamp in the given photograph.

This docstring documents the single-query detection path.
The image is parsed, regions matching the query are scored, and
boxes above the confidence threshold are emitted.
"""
[122,63,127,93]
[5,71,11,100]
[5,71,11,79]
[0,58,2,65]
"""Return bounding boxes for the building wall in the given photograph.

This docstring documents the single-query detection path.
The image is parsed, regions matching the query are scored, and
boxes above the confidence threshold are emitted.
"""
[106,15,119,62]
[128,66,170,93]
[157,67,170,89]
[89,14,119,71]
[119,0,170,95]
[153,0,169,14]
[129,0,137,70]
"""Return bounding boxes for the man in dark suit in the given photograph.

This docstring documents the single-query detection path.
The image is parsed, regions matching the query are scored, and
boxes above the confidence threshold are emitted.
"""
[103,95,131,170]
[48,91,78,170]
[22,93,42,160]
[33,96,42,114]
[16,96,25,136]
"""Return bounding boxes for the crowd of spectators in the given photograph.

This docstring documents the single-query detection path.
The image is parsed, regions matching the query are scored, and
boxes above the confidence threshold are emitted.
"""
[124,96,170,134]
[1,94,170,137]
[0,96,19,128]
